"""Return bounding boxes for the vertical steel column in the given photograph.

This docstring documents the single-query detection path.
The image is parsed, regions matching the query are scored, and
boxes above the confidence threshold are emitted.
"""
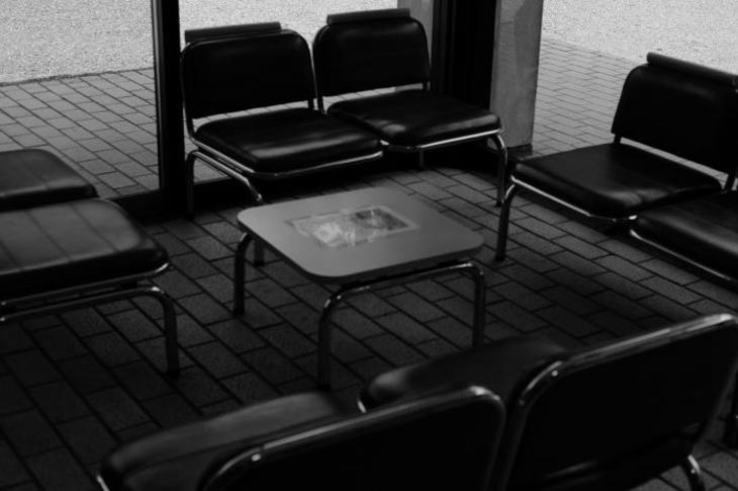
[151,0,186,209]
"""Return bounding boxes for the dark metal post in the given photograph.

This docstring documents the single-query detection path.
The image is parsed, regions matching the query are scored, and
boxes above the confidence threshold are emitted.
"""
[151,0,186,209]
[432,0,498,107]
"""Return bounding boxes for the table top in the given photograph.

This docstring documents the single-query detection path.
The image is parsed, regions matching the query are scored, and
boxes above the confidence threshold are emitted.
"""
[237,187,484,283]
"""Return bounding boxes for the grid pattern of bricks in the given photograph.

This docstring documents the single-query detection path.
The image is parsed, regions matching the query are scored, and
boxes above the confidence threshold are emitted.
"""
[1,38,737,490]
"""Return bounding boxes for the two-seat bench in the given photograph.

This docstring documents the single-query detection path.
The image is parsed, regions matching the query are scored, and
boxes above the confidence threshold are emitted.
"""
[97,314,738,491]
[0,149,179,374]
[180,9,507,215]
[496,52,737,262]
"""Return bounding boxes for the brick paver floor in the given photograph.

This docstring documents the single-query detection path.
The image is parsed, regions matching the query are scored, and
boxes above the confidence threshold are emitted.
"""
[1,38,737,490]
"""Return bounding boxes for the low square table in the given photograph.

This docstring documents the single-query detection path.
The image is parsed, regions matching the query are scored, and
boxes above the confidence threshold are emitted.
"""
[233,187,486,387]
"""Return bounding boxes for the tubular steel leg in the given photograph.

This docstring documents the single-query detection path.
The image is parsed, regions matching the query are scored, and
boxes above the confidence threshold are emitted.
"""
[233,233,252,315]
[725,373,738,447]
[314,261,487,389]
[469,265,486,346]
[681,455,706,491]
[143,286,180,376]
[495,183,518,262]
[253,240,265,267]
[0,284,180,375]
[490,133,508,207]
[318,289,349,389]
[185,152,197,218]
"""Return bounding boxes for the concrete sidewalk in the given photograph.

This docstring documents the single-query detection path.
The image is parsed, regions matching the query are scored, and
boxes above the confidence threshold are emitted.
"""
[1,37,737,491]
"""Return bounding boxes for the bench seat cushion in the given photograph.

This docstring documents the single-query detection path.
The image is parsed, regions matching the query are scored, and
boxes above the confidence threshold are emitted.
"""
[328,89,501,146]
[632,192,738,279]
[0,149,97,211]
[515,143,721,218]
[0,199,168,299]
[195,108,381,175]
[361,336,567,409]
[99,392,349,491]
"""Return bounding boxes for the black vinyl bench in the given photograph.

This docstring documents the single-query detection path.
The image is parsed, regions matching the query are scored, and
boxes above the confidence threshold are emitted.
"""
[97,315,737,491]
[0,198,179,374]
[363,314,738,491]
[496,53,737,261]
[0,148,97,210]
[97,385,504,491]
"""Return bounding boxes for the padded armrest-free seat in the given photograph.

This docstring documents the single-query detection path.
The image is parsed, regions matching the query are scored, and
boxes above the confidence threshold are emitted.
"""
[632,192,738,280]
[0,199,167,299]
[515,144,721,217]
[195,108,380,175]
[99,392,349,491]
[328,90,501,147]
[496,53,738,261]
[0,149,96,210]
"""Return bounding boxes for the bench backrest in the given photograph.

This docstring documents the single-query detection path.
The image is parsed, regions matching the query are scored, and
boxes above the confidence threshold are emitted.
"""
[313,8,431,96]
[201,386,504,491]
[181,23,315,120]
[612,53,738,175]
[497,314,738,491]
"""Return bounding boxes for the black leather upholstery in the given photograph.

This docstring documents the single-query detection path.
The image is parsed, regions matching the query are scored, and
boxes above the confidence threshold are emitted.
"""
[100,393,349,491]
[195,108,381,174]
[329,90,501,146]
[314,9,430,95]
[612,57,738,174]
[0,199,168,299]
[0,149,96,211]
[515,143,721,217]
[363,315,738,491]
[181,28,315,119]
[632,192,738,279]
[501,315,738,491]
[100,387,505,491]
[361,336,567,408]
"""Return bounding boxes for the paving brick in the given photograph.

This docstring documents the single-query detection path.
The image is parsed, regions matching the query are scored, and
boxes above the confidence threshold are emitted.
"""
[0,376,33,415]
[1,410,62,456]
[0,440,29,486]
[385,292,446,323]
[5,351,62,387]
[29,381,89,423]
[178,293,233,325]
[174,366,230,408]
[85,332,140,368]
[87,388,150,431]
[0,324,34,355]
[222,372,279,404]
[26,448,94,491]
[31,326,87,361]
[375,312,437,344]
[260,324,314,359]
[365,333,426,367]
[61,309,112,337]
[242,347,305,385]
[142,393,199,428]
[58,416,117,465]
[188,342,246,378]
[594,271,652,300]
[113,361,173,401]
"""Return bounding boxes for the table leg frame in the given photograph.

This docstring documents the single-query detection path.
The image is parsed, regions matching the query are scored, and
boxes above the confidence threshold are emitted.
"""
[317,260,486,388]
[232,234,487,389]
